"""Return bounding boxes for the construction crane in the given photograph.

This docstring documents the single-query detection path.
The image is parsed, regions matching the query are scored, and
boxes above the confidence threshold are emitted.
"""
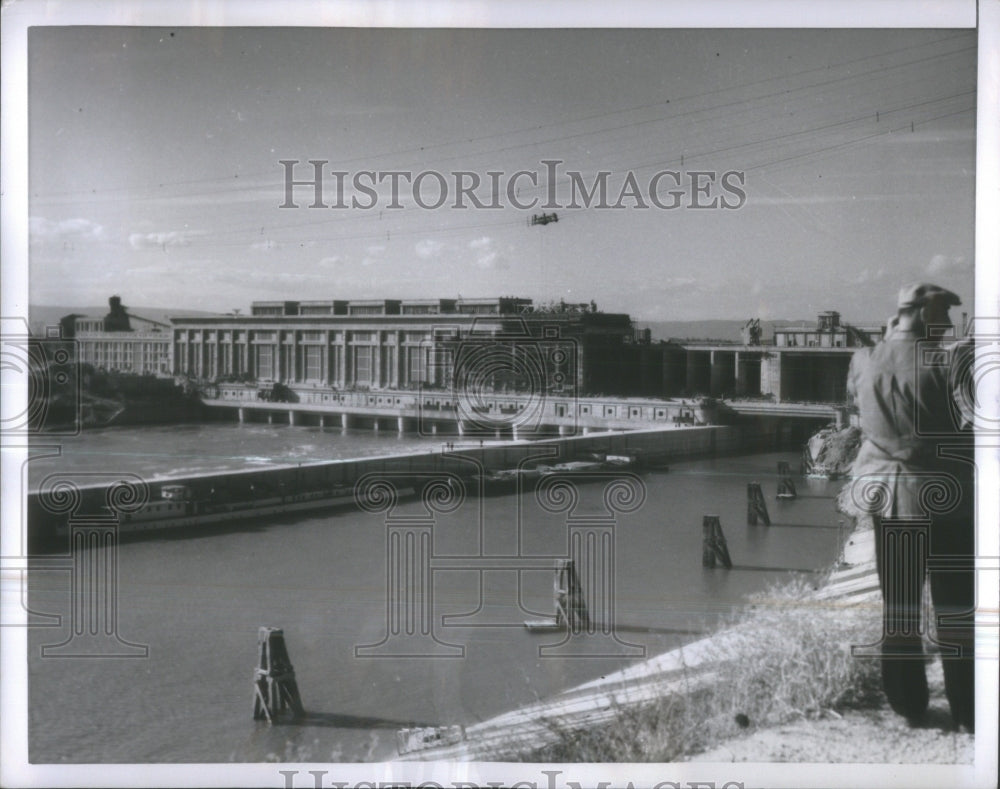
[741,318,762,346]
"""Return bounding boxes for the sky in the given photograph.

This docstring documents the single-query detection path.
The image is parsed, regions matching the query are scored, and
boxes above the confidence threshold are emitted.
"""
[26,26,977,323]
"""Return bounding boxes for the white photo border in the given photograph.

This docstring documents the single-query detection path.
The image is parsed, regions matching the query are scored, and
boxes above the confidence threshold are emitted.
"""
[2,1,996,788]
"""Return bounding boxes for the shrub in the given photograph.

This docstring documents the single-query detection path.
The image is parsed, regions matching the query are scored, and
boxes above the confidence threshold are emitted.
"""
[520,578,883,762]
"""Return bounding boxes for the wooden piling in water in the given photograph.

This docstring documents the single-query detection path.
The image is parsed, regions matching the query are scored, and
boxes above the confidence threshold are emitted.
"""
[702,515,732,569]
[524,559,589,630]
[776,461,797,499]
[800,444,813,475]
[746,482,771,526]
[252,627,305,722]
[554,558,589,630]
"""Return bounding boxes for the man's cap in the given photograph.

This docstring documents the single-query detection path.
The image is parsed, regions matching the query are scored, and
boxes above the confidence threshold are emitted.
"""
[897,282,962,309]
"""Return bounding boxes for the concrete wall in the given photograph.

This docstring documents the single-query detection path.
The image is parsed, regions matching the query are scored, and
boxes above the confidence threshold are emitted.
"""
[28,426,745,546]
[760,353,782,401]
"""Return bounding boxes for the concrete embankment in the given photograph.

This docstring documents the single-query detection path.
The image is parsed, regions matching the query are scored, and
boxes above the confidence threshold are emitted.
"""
[29,424,740,532]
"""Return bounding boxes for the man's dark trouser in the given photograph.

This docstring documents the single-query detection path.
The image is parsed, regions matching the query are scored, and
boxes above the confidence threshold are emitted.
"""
[874,513,975,731]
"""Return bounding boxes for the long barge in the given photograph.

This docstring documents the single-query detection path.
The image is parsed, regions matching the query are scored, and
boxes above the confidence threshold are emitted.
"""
[55,481,393,538]
[27,456,427,547]
[27,425,741,550]
[32,451,651,543]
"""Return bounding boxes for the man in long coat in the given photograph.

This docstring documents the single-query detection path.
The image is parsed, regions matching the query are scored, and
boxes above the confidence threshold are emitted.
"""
[851,282,975,732]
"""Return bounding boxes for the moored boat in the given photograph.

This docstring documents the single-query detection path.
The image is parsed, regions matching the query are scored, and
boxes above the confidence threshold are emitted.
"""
[51,479,411,538]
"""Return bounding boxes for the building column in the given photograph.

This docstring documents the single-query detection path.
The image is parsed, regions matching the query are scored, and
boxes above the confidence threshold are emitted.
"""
[394,332,403,388]
[373,334,383,389]
[760,353,783,403]
[322,331,330,383]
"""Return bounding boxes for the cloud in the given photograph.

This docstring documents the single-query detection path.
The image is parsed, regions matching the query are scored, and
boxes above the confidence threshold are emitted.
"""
[128,231,194,250]
[250,239,278,251]
[29,216,106,241]
[318,255,343,267]
[851,267,888,285]
[210,268,334,288]
[926,254,970,276]
[415,238,445,260]
[360,244,387,267]
[468,236,505,269]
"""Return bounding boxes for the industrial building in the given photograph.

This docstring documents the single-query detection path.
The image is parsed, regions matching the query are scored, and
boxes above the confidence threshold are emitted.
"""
[60,296,173,376]
[57,295,886,407]
[773,311,884,348]
[170,297,638,396]
[681,312,883,403]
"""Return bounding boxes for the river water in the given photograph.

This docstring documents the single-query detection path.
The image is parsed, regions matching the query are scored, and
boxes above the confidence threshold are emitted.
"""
[26,424,845,763]
[26,422,448,490]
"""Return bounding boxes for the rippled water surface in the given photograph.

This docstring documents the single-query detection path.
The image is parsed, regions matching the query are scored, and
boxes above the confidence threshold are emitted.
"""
[26,425,844,763]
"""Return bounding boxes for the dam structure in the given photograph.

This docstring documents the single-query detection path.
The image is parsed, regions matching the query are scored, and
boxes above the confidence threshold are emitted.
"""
[162,298,879,413]
[47,296,877,437]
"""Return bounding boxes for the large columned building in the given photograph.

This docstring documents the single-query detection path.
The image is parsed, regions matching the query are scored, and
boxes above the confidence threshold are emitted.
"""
[170,299,887,404]
[170,297,638,396]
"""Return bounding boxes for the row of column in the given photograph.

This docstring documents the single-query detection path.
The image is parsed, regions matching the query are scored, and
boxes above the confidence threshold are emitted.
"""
[686,350,762,398]
[235,407,578,437]
[176,332,447,388]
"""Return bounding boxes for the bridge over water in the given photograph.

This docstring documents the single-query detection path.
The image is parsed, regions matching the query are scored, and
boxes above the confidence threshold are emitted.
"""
[201,384,841,437]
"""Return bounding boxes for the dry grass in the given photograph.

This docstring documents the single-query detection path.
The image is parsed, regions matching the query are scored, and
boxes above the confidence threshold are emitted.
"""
[529,690,715,763]
[523,578,885,762]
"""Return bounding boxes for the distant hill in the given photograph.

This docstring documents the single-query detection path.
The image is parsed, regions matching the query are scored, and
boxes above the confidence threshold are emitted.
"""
[636,319,808,344]
[28,304,222,336]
